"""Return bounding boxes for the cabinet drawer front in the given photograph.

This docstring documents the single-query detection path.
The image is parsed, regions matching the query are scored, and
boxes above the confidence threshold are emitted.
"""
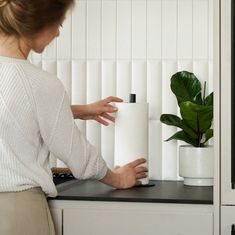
[221,206,235,235]
[50,208,63,235]
[64,206,213,235]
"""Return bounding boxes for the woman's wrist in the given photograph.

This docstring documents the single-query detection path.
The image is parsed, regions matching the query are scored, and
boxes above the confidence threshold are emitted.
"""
[70,105,87,119]
[99,169,121,188]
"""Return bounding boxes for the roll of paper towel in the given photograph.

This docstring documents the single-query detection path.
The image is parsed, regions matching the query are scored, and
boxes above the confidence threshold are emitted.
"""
[114,102,149,184]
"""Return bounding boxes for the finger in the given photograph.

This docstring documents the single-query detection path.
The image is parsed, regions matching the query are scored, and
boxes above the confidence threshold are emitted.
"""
[101,113,115,122]
[127,158,146,168]
[94,116,109,126]
[134,180,142,186]
[104,96,123,104]
[102,104,118,114]
[136,172,148,179]
[135,166,148,174]
[114,165,120,169]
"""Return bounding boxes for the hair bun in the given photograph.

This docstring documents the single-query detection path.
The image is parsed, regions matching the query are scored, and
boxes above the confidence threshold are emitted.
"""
[0,0,9,8]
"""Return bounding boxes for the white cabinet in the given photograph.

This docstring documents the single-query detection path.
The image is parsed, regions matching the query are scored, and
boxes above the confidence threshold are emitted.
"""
[221,206,235,235]
[49,208,63,235]
[49,200,213,235]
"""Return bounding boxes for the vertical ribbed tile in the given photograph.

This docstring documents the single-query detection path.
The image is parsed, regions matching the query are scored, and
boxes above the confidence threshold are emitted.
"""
[193,61,209,94]
[87,0,101,59]
[86,61,101,153]
[162,125,178,180]
[57,9,72,60]
[147,0,162,59]
[72,60,87,137]
[209,0,214,60]
[42,61,57,75]
[101,61,116,168]
[208,60,213,93]
[117,0,131,59]
[87,61,101,102]
[162,0,177,59]
[147,60,162,120]
[72,60,87,104]
[72,0,86,60]
[132,61,147,102]
[116,61,132,102]
[30,52,42,61]
[193,0,209,59]
[101,61,116,99]
[57,61,72,102]
[132,1,147,59]
[42,40,57,60]
[178,0,193,59]
[102,0,116,59]
[149,120,162,180]
[162,61,177,114]
[177,60,193,72]
[162,61,178,180]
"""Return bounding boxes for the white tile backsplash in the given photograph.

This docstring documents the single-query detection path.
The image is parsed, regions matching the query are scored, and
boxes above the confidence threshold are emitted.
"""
[30,0,213,180]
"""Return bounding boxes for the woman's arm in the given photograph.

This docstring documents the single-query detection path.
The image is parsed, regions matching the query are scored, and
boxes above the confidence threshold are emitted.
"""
[71,96,123,126]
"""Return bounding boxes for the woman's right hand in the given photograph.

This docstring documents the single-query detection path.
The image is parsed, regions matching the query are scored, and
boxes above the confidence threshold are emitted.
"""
[100,158,148,189]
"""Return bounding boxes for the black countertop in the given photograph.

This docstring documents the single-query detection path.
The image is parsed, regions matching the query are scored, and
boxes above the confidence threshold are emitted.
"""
[49,180,213,205]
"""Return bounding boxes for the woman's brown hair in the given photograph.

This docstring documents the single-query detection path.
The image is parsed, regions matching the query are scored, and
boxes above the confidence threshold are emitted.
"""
[0,0,74,37]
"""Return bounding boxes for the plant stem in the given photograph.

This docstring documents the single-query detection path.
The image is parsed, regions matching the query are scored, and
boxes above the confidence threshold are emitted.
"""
[203,81,206,105]
[196,112,201,147]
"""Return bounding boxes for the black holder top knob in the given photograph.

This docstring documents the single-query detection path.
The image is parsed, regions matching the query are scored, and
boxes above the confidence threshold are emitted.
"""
[129,94,136,103]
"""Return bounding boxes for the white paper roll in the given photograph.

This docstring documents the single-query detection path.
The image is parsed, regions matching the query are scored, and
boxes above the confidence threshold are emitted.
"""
[114,102,149,184]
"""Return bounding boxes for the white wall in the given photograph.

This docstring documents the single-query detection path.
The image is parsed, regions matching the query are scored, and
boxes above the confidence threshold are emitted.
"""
[30,0,214,181]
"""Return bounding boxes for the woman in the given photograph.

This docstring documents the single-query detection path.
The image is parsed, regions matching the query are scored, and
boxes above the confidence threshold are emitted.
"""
[0,0,148,234]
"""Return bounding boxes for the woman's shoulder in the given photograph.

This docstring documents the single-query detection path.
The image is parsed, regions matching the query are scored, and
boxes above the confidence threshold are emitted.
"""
[19,62,65,95]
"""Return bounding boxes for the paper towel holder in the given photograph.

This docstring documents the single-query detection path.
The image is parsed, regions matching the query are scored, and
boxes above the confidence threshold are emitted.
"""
[135,181,155,187]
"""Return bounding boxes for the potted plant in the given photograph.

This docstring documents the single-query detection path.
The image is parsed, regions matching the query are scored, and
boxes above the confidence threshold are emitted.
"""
[160,71,213,186]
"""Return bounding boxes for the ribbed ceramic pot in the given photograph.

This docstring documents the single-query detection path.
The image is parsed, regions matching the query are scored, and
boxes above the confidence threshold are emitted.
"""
[179,145,214,186]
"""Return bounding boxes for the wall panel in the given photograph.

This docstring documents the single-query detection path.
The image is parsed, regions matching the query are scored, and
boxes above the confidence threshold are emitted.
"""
[193,0,209,59]
[34,0,213,181]
[162,0,177,59]
[72,0,87,60]
[117,0,131,59]
[102,1,116,59]
[87,1,101,59]
[147,0,162,59]
[132,1,147,59]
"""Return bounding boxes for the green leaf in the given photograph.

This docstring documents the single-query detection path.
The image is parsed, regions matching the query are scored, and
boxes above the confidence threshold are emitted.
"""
[181,120,198,139]
[160,114,182,128]
[170,71,203,106]
[165,130,197,147]
[203,129,213,144]
[204,92,213,106]
[180,101,213,134]
[160,114,198,139]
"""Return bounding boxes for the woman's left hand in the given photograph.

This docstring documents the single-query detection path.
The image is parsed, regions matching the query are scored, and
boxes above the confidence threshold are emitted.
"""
[71,96,123,126]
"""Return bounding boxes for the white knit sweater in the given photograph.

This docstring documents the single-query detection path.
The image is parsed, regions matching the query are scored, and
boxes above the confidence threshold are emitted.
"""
[0,56,107,197]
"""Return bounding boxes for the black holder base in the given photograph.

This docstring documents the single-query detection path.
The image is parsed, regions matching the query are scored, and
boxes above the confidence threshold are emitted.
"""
[135,182,155,187]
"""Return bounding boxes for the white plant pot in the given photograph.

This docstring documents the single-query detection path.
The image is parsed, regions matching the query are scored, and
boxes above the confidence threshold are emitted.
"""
[179,145,214,186]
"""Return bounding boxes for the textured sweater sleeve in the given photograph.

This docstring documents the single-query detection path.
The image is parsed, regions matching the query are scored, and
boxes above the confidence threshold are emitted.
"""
[34,74,108,180]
